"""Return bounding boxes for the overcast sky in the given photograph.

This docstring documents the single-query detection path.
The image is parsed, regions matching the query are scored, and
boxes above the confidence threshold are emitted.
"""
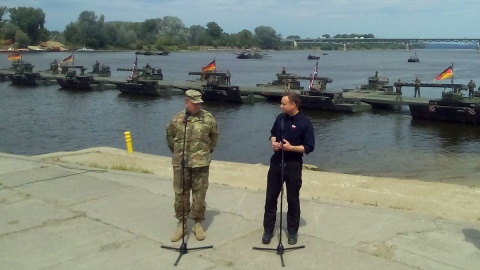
[4,0,480,38]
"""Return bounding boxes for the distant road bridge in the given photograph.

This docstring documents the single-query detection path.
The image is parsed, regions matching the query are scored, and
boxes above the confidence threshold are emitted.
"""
[286,38,480,51]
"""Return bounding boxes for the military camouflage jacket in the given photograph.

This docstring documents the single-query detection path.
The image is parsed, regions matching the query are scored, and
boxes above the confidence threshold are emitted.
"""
[166,110,218,167]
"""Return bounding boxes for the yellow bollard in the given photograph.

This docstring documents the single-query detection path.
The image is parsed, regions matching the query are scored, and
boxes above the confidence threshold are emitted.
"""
[124,131,133,153]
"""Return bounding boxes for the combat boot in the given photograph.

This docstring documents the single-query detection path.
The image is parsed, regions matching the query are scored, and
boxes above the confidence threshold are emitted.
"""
[170,220,187,242]
[193,220,205,241]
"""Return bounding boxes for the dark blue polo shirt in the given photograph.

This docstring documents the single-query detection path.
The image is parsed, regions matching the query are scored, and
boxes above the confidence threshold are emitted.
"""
[269,112,315,164]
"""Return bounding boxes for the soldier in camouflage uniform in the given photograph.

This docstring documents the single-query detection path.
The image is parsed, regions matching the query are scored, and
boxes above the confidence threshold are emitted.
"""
[414,77,421,97]
[467,79,476,99]
[165,89,218,242]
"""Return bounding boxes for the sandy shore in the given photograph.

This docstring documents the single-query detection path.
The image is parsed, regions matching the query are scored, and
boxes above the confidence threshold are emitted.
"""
[37,147,480,225]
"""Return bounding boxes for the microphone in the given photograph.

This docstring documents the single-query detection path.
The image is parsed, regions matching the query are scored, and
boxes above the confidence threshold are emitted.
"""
[183,110,191,124]
[280,115,285,131]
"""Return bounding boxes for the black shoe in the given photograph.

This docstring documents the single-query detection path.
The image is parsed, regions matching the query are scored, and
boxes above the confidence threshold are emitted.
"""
[288,232,298,245]
[262,232,273,244]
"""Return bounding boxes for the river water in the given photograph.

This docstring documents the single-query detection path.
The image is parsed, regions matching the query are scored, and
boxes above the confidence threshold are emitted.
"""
[1,49,479,185]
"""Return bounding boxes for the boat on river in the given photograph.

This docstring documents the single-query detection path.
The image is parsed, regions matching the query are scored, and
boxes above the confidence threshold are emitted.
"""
[55,59,114,90]
[7,61,42,86]
[56,66,97,90]
[408,53,419,63]
[256,71,305,90]
[356,72,394,94]
[113,62,165,95]
[135,51,170,56]
[255,72,370,113]
[186,71,259,103]
[235,51,265,59]
[76,45,95,52]
[409,87,480,124]
[88,61,111,77]
[307,54,320,60]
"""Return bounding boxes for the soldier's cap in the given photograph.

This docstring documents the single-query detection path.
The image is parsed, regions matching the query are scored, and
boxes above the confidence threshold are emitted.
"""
[185,89,203,103]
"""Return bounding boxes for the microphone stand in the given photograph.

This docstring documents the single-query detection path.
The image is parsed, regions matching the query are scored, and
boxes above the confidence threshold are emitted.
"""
[253,116,305,267]
[161,112,213,266]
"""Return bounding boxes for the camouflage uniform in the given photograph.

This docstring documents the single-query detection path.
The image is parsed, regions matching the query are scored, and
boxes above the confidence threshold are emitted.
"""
[467,80,476,99]
[166,108,218,221]
[414,77,421,97]
[394,80,403,101]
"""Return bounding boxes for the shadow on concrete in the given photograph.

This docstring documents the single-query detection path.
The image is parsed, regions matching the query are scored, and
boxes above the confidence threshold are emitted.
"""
[462,228,480,249]
[203,209,221,231]
[274,211,307,230]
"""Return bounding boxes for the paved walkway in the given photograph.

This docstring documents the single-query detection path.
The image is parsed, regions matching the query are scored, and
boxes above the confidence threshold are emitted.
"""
[1,151,479,269]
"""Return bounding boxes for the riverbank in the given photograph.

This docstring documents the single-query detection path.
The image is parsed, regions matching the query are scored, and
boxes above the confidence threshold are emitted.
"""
[37,147,480,225]
[2,148,480,269]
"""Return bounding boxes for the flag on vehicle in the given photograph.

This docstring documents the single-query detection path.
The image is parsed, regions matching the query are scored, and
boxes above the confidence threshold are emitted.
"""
[7,53,21,61]
[202,60,216,72]
[62,54,74,63]
[308,60,318,90]
[435,65,453,80]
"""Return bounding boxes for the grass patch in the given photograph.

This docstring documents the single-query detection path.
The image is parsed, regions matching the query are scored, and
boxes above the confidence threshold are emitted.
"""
[111,164,154,174]
[364,201,378,207]
[78,162,154,174]
[85,163,109,170]
[389,205,413,211]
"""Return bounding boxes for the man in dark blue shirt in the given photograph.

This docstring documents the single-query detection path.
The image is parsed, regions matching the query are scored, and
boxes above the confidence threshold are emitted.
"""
[262,92,315,245]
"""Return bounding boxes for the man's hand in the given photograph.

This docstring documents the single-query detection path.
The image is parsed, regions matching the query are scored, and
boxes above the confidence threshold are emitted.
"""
[271,141,282,151]
[281,139,292,151]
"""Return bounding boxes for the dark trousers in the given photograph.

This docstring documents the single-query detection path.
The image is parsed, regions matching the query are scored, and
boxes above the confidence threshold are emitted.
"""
[263,161,303,234]
[414,87,420,97]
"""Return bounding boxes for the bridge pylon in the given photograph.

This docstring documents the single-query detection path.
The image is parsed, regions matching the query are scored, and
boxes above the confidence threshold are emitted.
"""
[406,42,410,52]
[343,43,348,51]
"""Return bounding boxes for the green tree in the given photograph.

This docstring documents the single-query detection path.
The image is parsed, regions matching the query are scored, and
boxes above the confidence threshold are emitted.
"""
[8,7,46,44]
[117,25,137,49]
[141,18,162,44]
[64,10,106,49]
[235,29,254,49]
[0,6,7,24]
[14,29,30,47]
[189,25,205,46]
[1,22,19,42]
[254,26,281,50]
[158,16,188,45]
[206,22,223,39]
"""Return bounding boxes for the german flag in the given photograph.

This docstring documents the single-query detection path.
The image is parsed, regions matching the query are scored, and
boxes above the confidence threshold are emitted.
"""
[201,60,215,73]
[435,66,453,80]
[7,53,21,61]
[62,54,74,63]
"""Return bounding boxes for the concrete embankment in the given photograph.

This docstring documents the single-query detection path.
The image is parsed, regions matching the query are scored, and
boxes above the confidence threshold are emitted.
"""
[38,147,480,224]
[0,147,479,269]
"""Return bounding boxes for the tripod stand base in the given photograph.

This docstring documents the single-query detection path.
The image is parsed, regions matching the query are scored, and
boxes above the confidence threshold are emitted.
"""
[162,243,213,266]
[253,243,305,267]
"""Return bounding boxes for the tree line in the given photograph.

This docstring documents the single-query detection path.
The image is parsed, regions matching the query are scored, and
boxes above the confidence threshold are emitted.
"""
[0,6,424,51]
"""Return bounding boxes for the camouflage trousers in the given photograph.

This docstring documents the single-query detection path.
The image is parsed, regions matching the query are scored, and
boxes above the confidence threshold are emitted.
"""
[173,165,209,221]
